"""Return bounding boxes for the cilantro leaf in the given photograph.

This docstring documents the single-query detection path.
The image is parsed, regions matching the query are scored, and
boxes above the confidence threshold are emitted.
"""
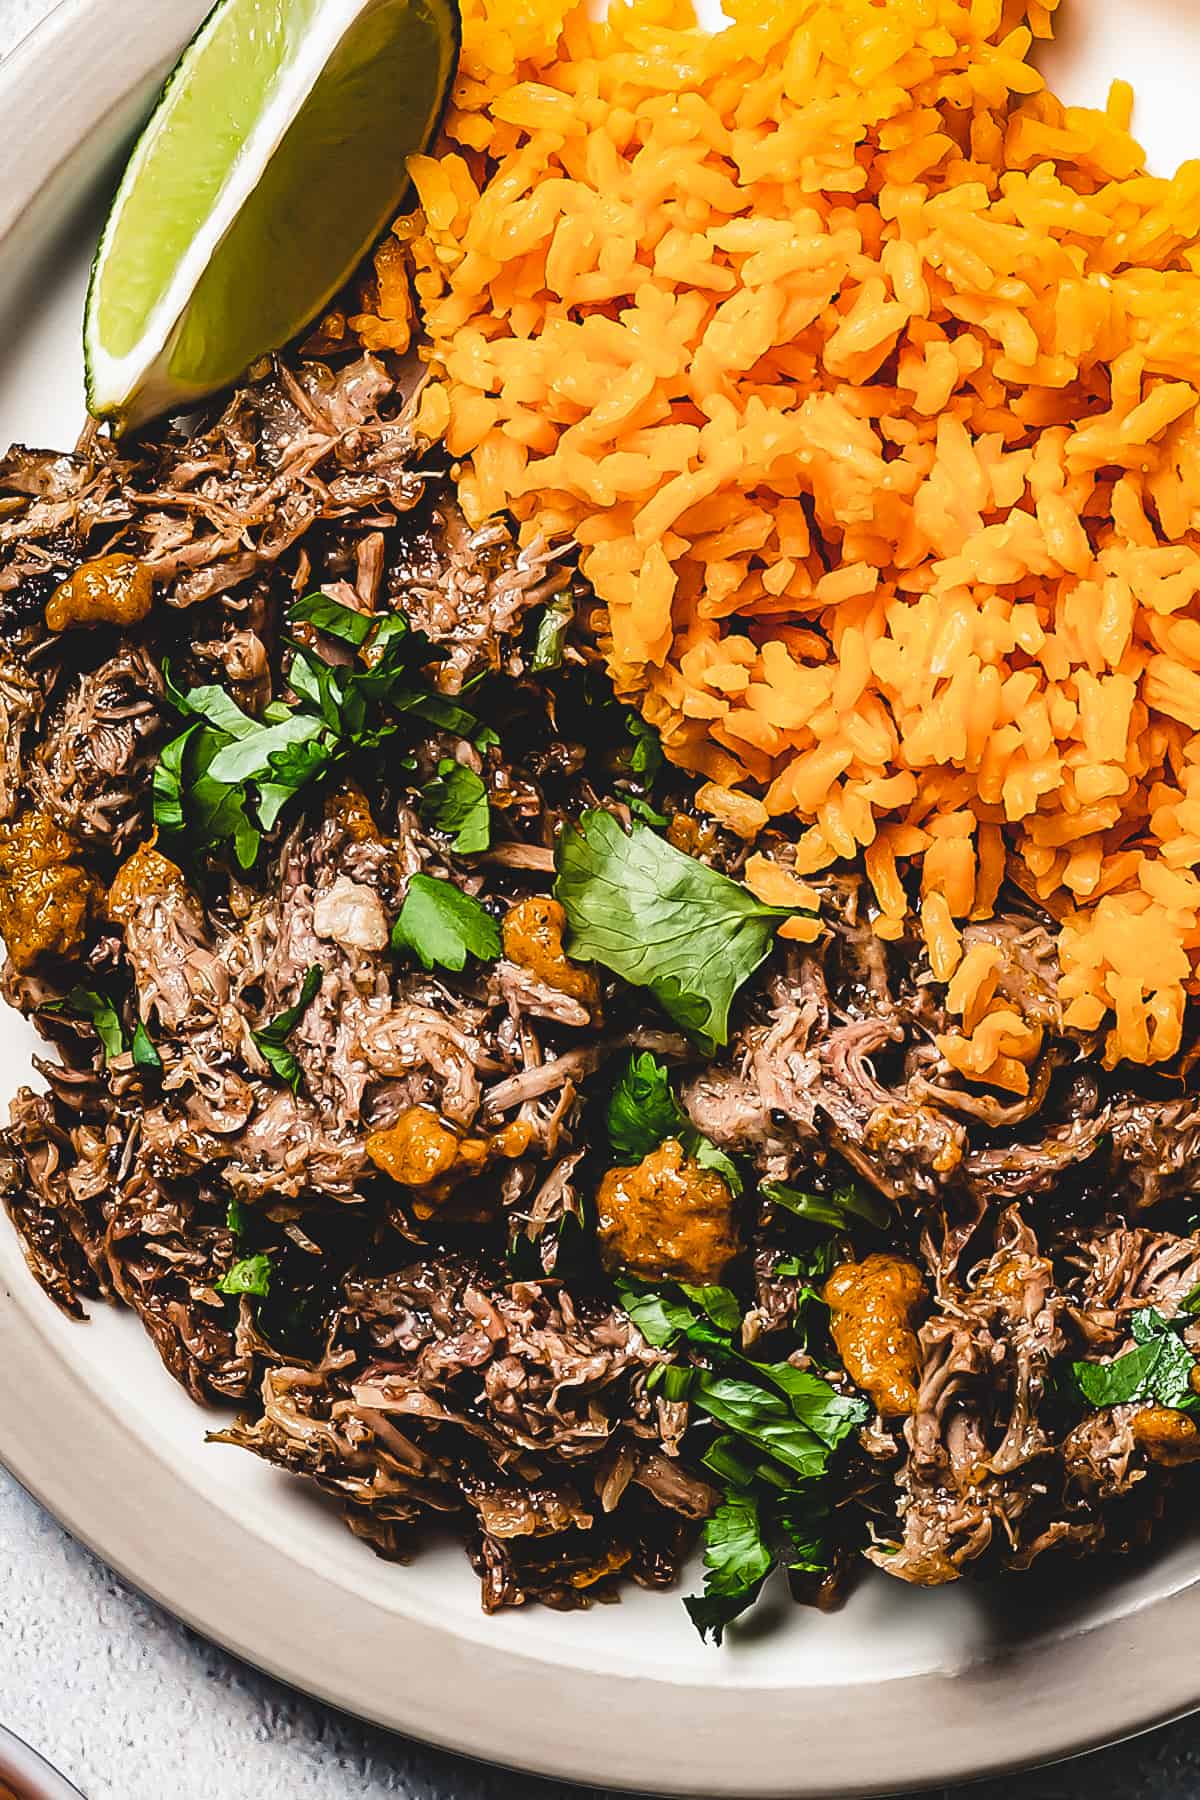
[625,713,663,783]
[775,1490,832,1574]
[54,988,126,1063]
[763,1181,890,1233]
[607,1052,690,1161]
[290,591,377,647]
[1071,1306,1199,1412]
[391,874,501,973]
[555,812,801,1049]
[680,1284,743,1334]
[172,681,262,740]
[694,1374,841,1481]
[628,795,669,827]
[154,595,487,862]
[52,988,164,1073]
[217,1254,272,1298]
[252,966,322,1093]
[616,1273,863,1644]
[693,1137,743,1194]
[605,1051,742,1194]
[530,596,574,672]
[226,1198,247,1238]
[615,1279,725,1351]
[684,1492,774,1645]
[151,723,197,834]
[746,1361,868,1448]
[130,1019,162,1074]
[205,713,326,786]
[421,758,491,854]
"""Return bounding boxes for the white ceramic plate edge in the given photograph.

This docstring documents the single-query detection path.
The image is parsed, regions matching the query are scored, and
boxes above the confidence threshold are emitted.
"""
[0,1721,81,1800]
[2,3,1200,1793]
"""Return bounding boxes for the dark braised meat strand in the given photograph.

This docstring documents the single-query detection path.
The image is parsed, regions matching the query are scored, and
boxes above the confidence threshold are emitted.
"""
[5,348,1200,1629]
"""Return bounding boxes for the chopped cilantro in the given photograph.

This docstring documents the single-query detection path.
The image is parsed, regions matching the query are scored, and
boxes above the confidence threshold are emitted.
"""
[743,1361,865,1450]
[130,1019,162,1074]
[773,1240,841,1348]
[252,966,322,1093]
[226,1198,247,1238]
[1071,1306,1200,1412]
[151,723,195,834]
[51,988,126,1065]
[694,1374,848,1481]
[290,591,376,647]
[605,1051,742,1189]
[607,1052,684,1161]
[555,812,803,1050]
[628,795,670,828]
[530,595,574,672]
[680,1283,743,1334]
[217,1254,272,1299]
[614,1275,867,1641]
[49,988,162,1073]
[625,713,663,783]
[776,1489,833,1575]
[391,874,501,973]
[420,758,491,854]
[154,594,487,862]
[763,1181,890,1233]
[683,1492,774,1645]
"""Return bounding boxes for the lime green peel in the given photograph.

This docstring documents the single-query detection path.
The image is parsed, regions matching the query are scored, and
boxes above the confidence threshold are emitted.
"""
[85,0,460,433]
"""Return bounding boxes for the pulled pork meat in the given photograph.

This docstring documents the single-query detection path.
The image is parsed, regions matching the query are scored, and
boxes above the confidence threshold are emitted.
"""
[5,346,1200,1626]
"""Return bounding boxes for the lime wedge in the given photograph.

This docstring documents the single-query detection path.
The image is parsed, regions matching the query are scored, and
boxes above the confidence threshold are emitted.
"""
[85,0,459,433]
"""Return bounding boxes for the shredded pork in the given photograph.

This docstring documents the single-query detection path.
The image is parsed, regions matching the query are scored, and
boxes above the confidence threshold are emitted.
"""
[3,347,1200,1623]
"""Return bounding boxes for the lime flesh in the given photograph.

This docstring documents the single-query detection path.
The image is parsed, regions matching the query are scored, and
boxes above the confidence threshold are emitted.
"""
[85,0,459,432]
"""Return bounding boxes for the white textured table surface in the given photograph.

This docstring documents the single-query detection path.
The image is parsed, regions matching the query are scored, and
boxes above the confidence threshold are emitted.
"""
[1,3,1200,1797]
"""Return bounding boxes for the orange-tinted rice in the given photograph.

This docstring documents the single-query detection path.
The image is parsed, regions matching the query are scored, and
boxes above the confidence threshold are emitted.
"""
[356,0,1200,1084]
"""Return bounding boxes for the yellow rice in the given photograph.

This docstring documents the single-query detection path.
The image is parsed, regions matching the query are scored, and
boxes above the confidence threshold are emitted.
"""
[356,0,1200,1083]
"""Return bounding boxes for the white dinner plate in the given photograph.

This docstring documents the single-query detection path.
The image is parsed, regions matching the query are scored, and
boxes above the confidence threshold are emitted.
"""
[0,1723,80,1800]
[4,2,1200,1793]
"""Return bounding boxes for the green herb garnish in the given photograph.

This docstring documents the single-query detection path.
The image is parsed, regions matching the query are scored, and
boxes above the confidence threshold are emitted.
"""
[252,966,322,1092]
[530,595,574,672]
[683,1492,774,1643]
[130,1019,163,1073]
[217,1254,272,1298]
[51,988,161,1072]
[625,712,664,784]
[616,1276,866,1642]
[59,988,126,1063]
[555,811,803,1050]
[1071,1307,1200,1411]
[391,874,501,973]
[420,758,491,854]
[606,1051,742,1193]
[763,1181,890,1233]
[627,795,670,828]
[154,594,485,862]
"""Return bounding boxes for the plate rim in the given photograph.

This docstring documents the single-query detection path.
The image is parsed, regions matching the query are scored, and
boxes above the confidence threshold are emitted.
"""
[0,1721,82,1800]
[1,2,1200,1793]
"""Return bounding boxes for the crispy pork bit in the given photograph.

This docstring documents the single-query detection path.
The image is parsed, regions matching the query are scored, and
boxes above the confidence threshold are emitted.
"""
[312,874,390,952]
[596,1138,739,1285]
